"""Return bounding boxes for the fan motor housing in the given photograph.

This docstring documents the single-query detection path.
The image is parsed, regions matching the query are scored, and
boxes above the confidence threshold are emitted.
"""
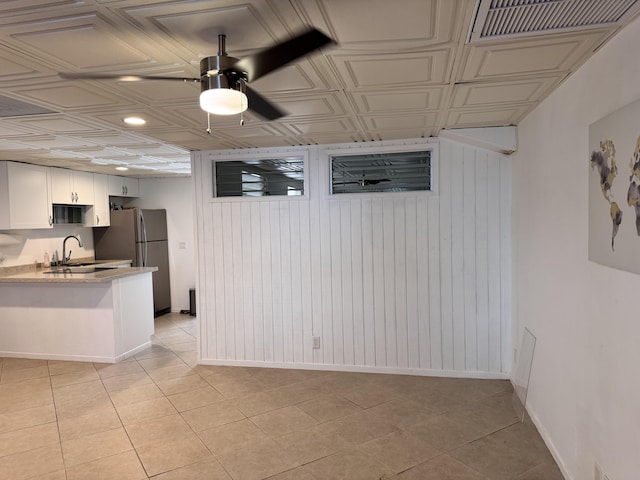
[200,55,244,91]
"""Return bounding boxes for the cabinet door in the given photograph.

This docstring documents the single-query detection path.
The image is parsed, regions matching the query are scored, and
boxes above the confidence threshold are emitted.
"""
[72,171,95,205]
[108,175,139,197]
[91,174,110,227]
[0,162,53,229]
[122,177,139,197]
[50,168,74,204]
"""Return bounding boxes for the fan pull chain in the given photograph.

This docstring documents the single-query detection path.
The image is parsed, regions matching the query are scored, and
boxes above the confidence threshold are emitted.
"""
[239,79,245,126]
[206,112,212,134]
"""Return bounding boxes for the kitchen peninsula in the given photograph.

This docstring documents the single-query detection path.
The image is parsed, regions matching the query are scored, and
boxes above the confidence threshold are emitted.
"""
[0,263,157,363]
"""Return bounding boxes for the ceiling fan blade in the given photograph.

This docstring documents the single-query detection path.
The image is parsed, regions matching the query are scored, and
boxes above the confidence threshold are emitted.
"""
[232,28,336,83]
[245,85,286,121]
[59,72,200,82]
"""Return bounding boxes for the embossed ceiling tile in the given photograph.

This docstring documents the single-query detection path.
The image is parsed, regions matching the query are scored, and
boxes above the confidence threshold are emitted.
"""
[118,0,288,59]
[301,133,368,145]
[0,0,79,15]
[90,108,190,130]
[0,52,39,77]
[13,115,110,134]
[99,76,201,104]
[446,105,532,128]
[450,75,564,108]
[250,62,333,92]
[70,133,156,147]
[298,0,464,48]
[6,13,170,70]
[15,136,95,149]
[285,118,359,135]
[330,49,453,89]
[459,31,610,81]
[275,93,346,117]
[219,123,291,139]
[360,113,439,130]
[365,129,433,142]
[13,84,123,110]
[349,87,444,114]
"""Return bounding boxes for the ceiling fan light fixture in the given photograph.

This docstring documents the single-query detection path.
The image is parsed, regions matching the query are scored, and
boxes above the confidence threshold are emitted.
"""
[199,87,247,115]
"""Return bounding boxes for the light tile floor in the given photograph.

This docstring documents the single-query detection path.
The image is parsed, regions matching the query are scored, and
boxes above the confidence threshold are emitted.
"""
[0,313,564,480]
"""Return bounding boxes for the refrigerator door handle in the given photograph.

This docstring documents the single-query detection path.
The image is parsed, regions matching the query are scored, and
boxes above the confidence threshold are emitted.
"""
[140,211,148,267]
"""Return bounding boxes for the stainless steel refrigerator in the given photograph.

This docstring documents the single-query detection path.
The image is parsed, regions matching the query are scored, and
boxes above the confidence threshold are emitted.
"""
[94,208,171,316]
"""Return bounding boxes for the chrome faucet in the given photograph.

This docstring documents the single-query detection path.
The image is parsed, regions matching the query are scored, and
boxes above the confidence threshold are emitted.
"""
[62,235,82,265]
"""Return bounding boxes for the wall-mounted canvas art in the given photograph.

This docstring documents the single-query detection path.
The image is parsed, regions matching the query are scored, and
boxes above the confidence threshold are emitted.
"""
[589,97,640,273]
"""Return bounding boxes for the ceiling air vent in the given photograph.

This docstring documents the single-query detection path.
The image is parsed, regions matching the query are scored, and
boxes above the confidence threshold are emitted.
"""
[468,0,640,42]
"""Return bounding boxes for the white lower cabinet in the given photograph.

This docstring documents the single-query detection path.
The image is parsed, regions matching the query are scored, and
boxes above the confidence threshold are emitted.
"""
[0,161,53,229]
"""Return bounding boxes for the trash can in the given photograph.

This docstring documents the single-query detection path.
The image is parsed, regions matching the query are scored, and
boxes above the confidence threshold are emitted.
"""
[189,288,196,316]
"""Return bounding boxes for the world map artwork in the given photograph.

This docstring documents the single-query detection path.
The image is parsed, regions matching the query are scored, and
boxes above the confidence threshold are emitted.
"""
[589,97,640,274]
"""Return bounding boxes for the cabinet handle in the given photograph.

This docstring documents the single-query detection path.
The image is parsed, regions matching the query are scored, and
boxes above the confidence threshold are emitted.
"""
[96,215,100,225]
[49,215,53,226]
[71,192,74,203]
[124,186,128,195]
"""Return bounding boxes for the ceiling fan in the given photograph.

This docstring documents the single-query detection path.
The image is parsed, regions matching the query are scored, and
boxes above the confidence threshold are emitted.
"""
[340,178,391,187]
[59,28,336,123]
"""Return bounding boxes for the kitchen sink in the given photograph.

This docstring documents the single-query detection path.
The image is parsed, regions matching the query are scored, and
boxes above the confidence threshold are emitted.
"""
[42,265,118,274]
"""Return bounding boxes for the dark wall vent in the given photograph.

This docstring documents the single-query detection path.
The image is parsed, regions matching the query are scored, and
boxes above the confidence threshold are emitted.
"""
[469,0,640,43]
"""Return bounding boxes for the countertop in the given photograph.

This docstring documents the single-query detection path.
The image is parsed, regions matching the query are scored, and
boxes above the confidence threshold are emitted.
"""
[0,260,157,284]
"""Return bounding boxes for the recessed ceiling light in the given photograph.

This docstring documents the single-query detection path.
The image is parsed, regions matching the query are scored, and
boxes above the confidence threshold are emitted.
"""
[123,116,146,125]
[115,166,129,171]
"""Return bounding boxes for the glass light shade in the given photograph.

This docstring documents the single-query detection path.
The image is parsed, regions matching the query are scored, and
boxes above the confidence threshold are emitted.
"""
[199,88,248,115]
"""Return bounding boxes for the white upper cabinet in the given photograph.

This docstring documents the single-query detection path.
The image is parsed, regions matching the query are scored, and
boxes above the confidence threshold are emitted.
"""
[0,161,53,229]
[50,168,95,205]
[91,173,111,227]
[108,175,139,197]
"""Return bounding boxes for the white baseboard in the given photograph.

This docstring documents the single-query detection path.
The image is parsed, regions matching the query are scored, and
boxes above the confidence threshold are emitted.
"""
[197,358,509,379]
[116,341,152,363]
[523,402,572,480]
[0,350,118,364]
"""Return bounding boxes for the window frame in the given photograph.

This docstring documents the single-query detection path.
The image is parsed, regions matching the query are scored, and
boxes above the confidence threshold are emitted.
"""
[210,150,309,202]
[325,142,438,198]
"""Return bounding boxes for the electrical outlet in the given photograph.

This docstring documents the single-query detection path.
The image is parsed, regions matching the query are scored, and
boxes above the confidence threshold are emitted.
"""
[312,336,321,349]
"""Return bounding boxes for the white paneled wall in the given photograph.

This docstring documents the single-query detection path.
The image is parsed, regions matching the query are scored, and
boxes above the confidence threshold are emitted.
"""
[193,139,511,377]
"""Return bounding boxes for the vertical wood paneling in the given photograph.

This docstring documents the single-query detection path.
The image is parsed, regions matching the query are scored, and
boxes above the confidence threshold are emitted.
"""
[405,197,420,369]
[280,202,293,363]
[231,203,245,359]
[487,155,502,372]
[394,198,408,369]
[330,202,343,364]
[250,202,264,361]
[340,200,354,365]
[424,196,438,369]
[221,203,236,359]
[372,198,386,366]
[361,199,376,366]
[241,204,254,361]
[289,201,303,363]
[382,198,397,368]
[475,152,490,372]
[463,148,478,371]
[299,200,314,364]
[350,200,365,366]
[269,202,283,362]
[260,202,274,362]
[450,145,466,370]
[500,157,512,373]
[438,141,453,370]
[195,140,511,377]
